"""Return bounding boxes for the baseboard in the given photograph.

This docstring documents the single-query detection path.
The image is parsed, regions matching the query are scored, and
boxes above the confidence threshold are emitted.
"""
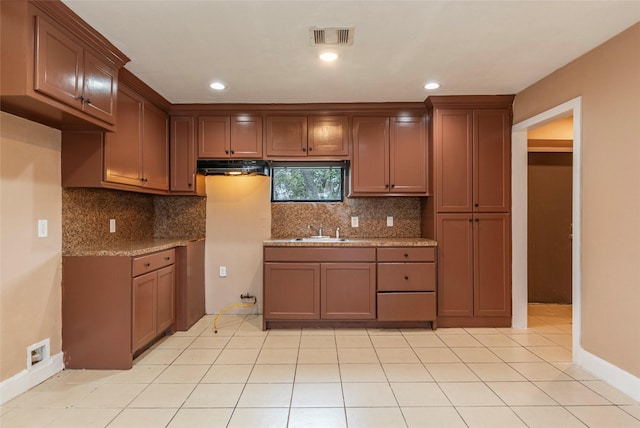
[578,346,640,401]
[0,352,64,405]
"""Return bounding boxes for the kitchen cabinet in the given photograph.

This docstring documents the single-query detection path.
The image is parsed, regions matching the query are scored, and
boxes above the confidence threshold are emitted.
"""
[175,240,206,331]
[376,247,436,327]
[0,1,128,131]
[351,116,427,195]
[62,249,176,369]
[265,115,349,158]
[434,108,511,213]
[105,84,169,191]
[198,115,263,159]
[263,247,376,325]
[170,116,205,195]
[436,213,511,324]
[62,80,171,195]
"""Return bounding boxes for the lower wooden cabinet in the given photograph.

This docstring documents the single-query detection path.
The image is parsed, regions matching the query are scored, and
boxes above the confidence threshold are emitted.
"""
[62,248,176,369]
[132,264,175,353]
[263,245,437,329]
[436,213,511,327]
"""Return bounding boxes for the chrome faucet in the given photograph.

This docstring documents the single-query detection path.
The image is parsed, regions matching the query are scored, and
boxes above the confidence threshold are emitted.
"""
[307,223,324,237]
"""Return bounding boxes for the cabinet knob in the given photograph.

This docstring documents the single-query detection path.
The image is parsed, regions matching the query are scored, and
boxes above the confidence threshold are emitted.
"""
[391,184,395,188]
[474,203,479,207]
[302,147,307,152]
[385,184,389,188]
[403,253,409,258]
[225,150,229,154]
[475,218,479,222]
[308,147,313,151]
[188,183,193,187]
[85,98,91,104]
[404,276,409,280]
[164,257,171,261]
[469,218,473,222]
[231,150,235,154]
[78,95,85,102]
[144,263,151,267]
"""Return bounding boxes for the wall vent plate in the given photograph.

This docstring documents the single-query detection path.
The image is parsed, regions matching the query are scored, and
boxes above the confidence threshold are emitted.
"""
[309,27,354,45]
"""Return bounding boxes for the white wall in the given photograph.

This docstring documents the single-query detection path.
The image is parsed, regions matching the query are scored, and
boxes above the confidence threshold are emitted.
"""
[204,175,271,314]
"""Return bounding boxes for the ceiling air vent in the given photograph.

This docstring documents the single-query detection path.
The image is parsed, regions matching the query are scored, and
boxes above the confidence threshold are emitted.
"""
[309,27,354,46]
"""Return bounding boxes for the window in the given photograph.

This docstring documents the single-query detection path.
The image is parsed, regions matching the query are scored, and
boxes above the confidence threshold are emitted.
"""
[271,162,346,202]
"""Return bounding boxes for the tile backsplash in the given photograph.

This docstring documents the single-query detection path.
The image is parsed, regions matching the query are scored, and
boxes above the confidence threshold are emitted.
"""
[62,188,206,252]
[271,197,422,238]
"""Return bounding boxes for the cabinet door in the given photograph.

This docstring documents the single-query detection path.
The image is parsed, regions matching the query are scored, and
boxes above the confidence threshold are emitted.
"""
[308,116,349,157]
[473,213,511,317]
[104,85,143,186]
[198,116,231,158]
[390,117,427,193]
[321,263,376,319]
[437,214,474,317]
[265,116,308,157]
[142,101,169,190]
[264,263,320,319]
[170,116,197,192]
[474,109,511,212]
[132,272,157,352]
[82,51,117,125]
[34,16,83,110]
[231,116,263,158]
[156,265,175,333]
[352,117,390,193]
[435,109,473,212]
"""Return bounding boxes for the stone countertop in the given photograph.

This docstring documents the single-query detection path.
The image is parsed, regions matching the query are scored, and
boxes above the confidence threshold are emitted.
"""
[264,237,437,247]
[63,237,205,257]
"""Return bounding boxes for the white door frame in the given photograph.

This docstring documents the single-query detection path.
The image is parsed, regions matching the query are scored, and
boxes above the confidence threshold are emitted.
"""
[511,97,582,362]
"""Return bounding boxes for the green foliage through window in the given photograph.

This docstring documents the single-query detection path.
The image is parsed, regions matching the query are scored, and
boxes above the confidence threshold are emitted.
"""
[271,164,344,202]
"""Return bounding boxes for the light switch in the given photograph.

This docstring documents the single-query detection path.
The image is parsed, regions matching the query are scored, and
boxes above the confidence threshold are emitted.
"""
[37,219,48,238]
[109,219,116,233]
[387,216,394,227]
[219,266,227,277]
[351,216,359,227]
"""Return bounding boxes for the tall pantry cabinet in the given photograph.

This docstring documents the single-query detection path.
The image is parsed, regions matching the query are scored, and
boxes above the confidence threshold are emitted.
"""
[426,96,514,328]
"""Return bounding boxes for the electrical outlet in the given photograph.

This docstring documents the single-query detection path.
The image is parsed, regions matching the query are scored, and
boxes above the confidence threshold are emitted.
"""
[37,219,48,238]
[109,219,116,233]
[351,216,359,227]
[219,266,227,277]
[387,216,394,227]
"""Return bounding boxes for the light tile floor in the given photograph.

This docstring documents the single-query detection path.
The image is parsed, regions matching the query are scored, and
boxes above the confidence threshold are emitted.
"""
[2,305,639,427]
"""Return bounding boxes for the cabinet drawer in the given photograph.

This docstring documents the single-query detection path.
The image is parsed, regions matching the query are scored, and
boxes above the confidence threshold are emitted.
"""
[377,292,436,322]
[378,263,435,291]
[133,249,175,277]
[377,247,435,262]
[264,247,375,262]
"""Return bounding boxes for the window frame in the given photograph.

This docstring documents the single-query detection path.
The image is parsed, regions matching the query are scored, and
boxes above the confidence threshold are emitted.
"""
[270,161,348,203]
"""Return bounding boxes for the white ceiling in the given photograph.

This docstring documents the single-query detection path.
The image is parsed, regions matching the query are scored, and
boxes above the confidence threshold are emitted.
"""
[61,1,640,104]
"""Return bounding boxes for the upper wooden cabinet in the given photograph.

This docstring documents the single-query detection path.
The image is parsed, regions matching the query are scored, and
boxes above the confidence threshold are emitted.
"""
[434,107,511,212]
[170,116,205,195]
[0,1,128,130]
[62,80,171,195]
[352,116,427,195]
[198,116,262,159]
[265,115,349,159]
[104,84,169,191]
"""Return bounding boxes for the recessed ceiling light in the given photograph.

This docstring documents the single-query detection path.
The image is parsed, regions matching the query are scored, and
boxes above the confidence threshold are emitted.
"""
[319,52,339,62]
[209,82,226,90]
[424,82,440,90]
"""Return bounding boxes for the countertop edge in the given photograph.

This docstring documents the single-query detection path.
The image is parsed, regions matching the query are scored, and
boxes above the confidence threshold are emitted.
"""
[63,237,205,257]
[263,238,437,247]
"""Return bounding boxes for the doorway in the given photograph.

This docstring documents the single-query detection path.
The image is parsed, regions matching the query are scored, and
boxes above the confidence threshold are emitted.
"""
[511,97,582,363]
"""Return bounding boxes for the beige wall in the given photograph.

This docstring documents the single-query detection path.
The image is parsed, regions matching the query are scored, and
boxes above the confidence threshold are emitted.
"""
[514,23,640,377]
[0,112,62,381]
[205,176,271,314]
[528,116,574,140]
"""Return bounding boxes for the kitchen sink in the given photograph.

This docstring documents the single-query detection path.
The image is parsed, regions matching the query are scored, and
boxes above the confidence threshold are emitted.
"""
[291,237,349,242]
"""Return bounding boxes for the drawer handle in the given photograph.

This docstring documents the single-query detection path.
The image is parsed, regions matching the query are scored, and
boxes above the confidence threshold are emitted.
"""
[404,253,409,258]
[404,275,409,280]
[144,263,151,267]
[164,257,171,261]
